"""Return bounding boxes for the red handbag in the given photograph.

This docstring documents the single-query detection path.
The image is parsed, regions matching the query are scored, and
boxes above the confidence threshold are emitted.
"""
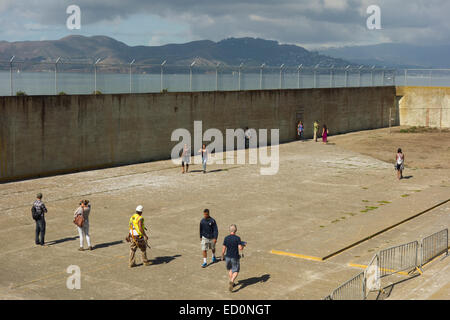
[73,207,85,227]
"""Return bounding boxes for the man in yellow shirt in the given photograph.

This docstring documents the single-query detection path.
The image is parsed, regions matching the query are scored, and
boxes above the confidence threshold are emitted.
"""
[127,205,150,268]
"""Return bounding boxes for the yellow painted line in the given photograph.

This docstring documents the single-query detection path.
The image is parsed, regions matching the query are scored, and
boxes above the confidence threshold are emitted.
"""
[348,263,409,276]
[270,250,323,262]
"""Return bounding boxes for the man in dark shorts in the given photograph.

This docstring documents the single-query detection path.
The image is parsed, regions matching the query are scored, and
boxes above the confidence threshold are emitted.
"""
[221,224,245,292]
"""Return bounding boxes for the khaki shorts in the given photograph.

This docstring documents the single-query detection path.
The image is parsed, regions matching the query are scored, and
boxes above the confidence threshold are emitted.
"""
[201,236,216,251]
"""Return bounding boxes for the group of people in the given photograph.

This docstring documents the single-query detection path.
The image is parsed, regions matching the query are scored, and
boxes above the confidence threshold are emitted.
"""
[31,194,246,292]
[199,209,246,291]
[32,194,92,251]
[125,206,246,291]
[297,120,329,143]
[180,127,253,175]
[180,143,209,174]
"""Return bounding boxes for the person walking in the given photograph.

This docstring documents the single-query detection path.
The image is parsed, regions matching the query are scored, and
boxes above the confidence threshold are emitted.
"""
[395,148,405,180]
[74,200,92,251]
[32,193,48,246]
[198,144,208,173]
[322,124,329,144]
[221,224,246,292]
[313,120,319,142]
[200,209,218,268]
[127,205,150,268]
[181,144,191,174]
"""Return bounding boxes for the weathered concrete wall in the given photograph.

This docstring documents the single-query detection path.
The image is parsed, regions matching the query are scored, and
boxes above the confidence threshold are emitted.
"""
[396,86,450,128]
[0,87,396,182]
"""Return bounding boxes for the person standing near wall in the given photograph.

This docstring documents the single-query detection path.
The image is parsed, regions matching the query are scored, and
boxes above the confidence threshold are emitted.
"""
[244,127,251,149]
[322,124,329,144]
[127,205,150,268]
[32,193,48,246]
[198,144,208,174]
[181,144,191,174]
[313,120,319,142]
[74,200,93,251]
[221,224,245,292]
[297,121,304,140]
[200,209,218,268]
[395,148,405,180]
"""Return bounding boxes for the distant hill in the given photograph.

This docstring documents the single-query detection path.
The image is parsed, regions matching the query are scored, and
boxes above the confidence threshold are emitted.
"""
[0,35,351,68]
[320,43,450,68]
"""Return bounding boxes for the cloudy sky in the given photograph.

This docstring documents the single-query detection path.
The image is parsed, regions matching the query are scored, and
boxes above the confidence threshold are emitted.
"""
[0,0,449,49]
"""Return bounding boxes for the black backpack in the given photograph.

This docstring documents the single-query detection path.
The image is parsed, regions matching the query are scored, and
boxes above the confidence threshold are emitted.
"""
[31,205,41,220]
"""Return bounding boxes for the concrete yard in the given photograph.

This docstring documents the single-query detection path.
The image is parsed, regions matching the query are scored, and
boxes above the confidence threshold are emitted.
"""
[0,127,449,300]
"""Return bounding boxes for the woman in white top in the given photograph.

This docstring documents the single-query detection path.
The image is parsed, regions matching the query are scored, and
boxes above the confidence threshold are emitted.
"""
[74,200,92,251]
[395,148,405,180]
[198,144,208,174]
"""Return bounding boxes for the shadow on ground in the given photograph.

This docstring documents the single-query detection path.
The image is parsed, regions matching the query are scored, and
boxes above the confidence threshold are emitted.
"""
[233,274,271,293]
[149,254,182,265]
[47,236,79,246]
[375,274,420,300]
[94,240,124,250]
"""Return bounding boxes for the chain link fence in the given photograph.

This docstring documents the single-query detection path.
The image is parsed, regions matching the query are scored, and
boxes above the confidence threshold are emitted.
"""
[0,59,404,96]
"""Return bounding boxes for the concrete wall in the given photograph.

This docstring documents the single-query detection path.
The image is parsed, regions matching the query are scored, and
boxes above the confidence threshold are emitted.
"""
[0,86,396,182]
[396,86,450,128]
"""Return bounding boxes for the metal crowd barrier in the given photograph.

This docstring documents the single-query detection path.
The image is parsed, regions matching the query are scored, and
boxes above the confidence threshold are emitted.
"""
[325,229,449,300]
[329,271,365,300]
[378,241,419,278]
[421,229,449,267]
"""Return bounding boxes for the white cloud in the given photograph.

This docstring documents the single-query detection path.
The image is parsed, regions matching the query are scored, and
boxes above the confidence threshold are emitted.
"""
[0,0,449,47]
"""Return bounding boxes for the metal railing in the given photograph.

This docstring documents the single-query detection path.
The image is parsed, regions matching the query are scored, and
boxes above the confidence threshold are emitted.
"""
[378,241,419,278]
[325,229,449,300]
[421,229,449,267]
[329,271,365,300]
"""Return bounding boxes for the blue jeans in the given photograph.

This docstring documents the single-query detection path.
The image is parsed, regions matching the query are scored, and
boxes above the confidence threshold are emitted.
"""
[35,218,46,245]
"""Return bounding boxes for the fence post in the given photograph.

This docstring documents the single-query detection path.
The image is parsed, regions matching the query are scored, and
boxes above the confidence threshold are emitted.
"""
[259,63,265,90]
[94,58,101,94]
[330,67,334,87]
[404,69,408,86]
[129,59,135,94]
[54,57,61,95]
[297,65,302,89]
[279,64,284,89]
[189,60,195,92]
[9,56,15,96]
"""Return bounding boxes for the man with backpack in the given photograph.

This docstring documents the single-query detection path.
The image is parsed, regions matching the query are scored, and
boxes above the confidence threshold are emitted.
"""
[32,193,47,246]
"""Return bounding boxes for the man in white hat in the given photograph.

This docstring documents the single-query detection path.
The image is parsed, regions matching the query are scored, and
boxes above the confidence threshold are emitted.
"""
[127,205,150,268]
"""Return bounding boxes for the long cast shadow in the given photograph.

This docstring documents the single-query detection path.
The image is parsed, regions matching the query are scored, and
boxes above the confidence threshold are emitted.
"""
[233,274,270,292]
[47,236,79,246]
[376,273,420,300]
[94,240,124,250]
[149,254,182,265]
